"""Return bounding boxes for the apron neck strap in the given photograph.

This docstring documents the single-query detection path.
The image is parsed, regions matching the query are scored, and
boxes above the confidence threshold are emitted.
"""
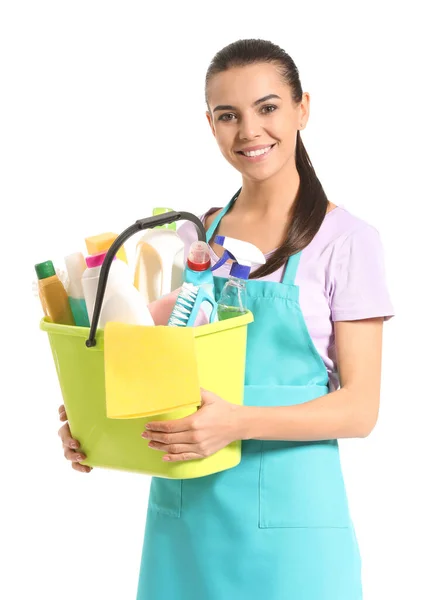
[206,188,301,286]
[206,189,241,243]
[282,252,301,285]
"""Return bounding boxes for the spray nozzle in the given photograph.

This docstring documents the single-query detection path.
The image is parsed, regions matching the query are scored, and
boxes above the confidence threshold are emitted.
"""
[211,235,266,279]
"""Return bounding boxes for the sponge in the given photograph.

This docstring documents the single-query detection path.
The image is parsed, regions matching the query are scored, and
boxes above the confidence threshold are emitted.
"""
[85,232,128,264]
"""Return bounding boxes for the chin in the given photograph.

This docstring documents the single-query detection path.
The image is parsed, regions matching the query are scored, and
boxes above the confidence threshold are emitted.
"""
[240,163,281,183]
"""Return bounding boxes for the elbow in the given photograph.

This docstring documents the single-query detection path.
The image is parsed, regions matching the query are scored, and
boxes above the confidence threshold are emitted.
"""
[356,418,377,438]
[349,392,380,438]
[355,407,379,438]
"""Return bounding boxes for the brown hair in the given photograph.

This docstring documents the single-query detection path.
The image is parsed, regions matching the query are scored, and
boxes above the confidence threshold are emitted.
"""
[205,39,329,279]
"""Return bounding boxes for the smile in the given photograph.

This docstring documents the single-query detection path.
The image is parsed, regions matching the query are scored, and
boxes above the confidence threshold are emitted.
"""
[236,144,276,161]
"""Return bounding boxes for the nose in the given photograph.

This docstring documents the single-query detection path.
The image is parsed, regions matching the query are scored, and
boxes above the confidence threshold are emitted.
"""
[238,112,262,141]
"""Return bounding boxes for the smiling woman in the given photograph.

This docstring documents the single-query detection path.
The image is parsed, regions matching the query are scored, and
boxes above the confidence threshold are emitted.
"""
[131,39,394,600]
[57,38,394,600]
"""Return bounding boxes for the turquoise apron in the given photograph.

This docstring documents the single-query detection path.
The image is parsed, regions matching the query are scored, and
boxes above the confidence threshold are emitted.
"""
[136,196,362,599]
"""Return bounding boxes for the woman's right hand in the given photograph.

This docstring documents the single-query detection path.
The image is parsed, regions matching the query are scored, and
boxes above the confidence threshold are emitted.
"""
[58,404,92,473]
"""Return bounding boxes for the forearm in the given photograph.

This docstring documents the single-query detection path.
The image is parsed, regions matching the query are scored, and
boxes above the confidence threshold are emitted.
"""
[236,387,377,442]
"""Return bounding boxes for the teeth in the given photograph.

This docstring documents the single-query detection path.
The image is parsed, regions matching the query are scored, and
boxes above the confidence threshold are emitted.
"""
[243,145,272,157]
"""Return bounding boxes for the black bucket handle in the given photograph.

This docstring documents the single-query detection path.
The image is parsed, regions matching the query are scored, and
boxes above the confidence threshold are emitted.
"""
[85,211,206,347]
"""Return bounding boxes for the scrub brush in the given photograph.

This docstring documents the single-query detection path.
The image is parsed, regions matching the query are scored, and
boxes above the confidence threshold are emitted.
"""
[168,282,217,327]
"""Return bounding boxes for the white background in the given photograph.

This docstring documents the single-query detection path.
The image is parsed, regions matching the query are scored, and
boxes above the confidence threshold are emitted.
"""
[1,1,437,598]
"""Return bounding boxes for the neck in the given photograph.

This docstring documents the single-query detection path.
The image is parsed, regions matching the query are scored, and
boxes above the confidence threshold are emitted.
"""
[236,157,300,218]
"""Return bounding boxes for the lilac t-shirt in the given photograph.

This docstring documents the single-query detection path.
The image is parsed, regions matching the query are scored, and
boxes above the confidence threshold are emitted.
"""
[177,205,394,391]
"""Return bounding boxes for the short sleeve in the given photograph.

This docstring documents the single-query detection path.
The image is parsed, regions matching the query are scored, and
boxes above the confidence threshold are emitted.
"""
[330,224,394,321]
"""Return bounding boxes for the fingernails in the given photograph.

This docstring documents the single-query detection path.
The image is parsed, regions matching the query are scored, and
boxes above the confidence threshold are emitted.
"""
[75,454,84,462]
[141,432,149,439]
[162,456,170,461]
[70,442,79,449]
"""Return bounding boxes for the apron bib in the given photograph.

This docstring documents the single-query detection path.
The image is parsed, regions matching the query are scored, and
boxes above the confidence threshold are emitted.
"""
[137,195,362,600]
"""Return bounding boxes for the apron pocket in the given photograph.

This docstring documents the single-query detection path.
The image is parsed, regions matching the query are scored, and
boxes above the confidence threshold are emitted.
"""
[148,477,182,518]
[259,440,351,528]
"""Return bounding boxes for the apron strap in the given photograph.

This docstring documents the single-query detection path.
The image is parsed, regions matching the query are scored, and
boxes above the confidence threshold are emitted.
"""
[206,188,302,286]
[282,251,301,285]
[206,189,241,243]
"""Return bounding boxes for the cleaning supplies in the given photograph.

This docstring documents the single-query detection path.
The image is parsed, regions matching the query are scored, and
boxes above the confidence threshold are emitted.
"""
[85,232,128,264]
[64,252,90,327]
[35,260,75,325]
[184,241,214,287]
[183,240,217,324]
[134,207,185,303]
[168,282,217,327]
[82,251,154,328]
[211,236,266,320]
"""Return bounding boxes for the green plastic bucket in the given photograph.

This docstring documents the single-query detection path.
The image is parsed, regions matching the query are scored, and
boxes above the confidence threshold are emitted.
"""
[40,211,252,479]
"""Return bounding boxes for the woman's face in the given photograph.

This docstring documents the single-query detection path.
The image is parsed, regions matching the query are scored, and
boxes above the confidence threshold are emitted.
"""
[206,62,309,182]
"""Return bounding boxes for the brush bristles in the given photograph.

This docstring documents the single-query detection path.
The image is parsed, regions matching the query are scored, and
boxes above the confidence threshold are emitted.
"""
[168,283,199,327]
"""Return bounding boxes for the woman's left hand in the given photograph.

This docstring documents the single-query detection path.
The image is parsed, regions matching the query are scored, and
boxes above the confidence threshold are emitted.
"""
[142,389,243,462]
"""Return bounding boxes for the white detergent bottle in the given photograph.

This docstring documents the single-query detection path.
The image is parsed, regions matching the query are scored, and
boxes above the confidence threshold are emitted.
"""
[211,236,266,321]
[134,207,184,303]
[82,251,154,328]
[64,252,90,327]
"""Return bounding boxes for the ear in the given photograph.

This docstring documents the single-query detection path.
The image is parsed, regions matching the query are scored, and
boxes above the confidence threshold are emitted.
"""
[300,92,310,128]
[206,111,216,138]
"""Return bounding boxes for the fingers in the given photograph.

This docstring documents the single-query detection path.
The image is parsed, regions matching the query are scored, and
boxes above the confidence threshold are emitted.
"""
[58,415,93,473]
[63,446,86,462]
[58,422,77,448]
[146,415,196,434]
[163,452,201,462]
[72,462,92,473]
[58,404,67,422]
[142,430,199,445]
[146,441,198,455]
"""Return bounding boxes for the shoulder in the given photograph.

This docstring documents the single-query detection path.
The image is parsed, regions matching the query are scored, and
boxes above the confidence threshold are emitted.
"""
[318,206,382,249]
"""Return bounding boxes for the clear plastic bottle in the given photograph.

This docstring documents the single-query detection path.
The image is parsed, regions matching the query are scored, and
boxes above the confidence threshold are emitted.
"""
[211,235,266,321]
[217,276,247,321]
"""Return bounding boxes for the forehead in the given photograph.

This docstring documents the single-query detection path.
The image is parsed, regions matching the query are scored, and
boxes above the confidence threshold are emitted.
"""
[207,63,289,106]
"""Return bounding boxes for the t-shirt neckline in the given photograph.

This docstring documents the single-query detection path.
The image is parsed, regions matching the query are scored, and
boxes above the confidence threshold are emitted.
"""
[207,205,342,263]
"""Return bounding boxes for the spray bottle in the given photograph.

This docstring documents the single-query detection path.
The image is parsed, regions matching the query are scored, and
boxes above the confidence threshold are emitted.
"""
[211,235,266,321]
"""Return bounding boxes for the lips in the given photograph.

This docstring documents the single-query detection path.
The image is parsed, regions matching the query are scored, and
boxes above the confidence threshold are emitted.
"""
[235,143,276,162]
[236,144,275,155]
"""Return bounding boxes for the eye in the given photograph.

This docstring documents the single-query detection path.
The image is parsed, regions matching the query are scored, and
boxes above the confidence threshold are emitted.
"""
[218,113,236,122]
[261,104,277,114]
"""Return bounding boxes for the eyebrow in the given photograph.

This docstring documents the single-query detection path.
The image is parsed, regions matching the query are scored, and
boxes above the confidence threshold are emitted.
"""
[212,94,281,113]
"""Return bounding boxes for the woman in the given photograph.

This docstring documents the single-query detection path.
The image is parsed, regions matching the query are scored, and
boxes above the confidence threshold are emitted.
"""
[58,39,394,599]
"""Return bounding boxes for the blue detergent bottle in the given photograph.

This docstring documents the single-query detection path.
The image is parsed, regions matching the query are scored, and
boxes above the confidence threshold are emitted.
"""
[184,241,214,289]
[168,242,217,327]
[211,235,266,321]
[184,241,216,322]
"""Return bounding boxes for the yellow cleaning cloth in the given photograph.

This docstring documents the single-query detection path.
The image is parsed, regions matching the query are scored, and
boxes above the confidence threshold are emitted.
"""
[104,322,201,419]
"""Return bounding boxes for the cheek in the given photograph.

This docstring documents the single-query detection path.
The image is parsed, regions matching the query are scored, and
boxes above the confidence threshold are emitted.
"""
[216,131,237,159]
[273,115,297,141]
[276,121,298,153]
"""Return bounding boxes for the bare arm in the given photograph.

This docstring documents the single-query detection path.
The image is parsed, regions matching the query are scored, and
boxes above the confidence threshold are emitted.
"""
[237,317,384,441]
